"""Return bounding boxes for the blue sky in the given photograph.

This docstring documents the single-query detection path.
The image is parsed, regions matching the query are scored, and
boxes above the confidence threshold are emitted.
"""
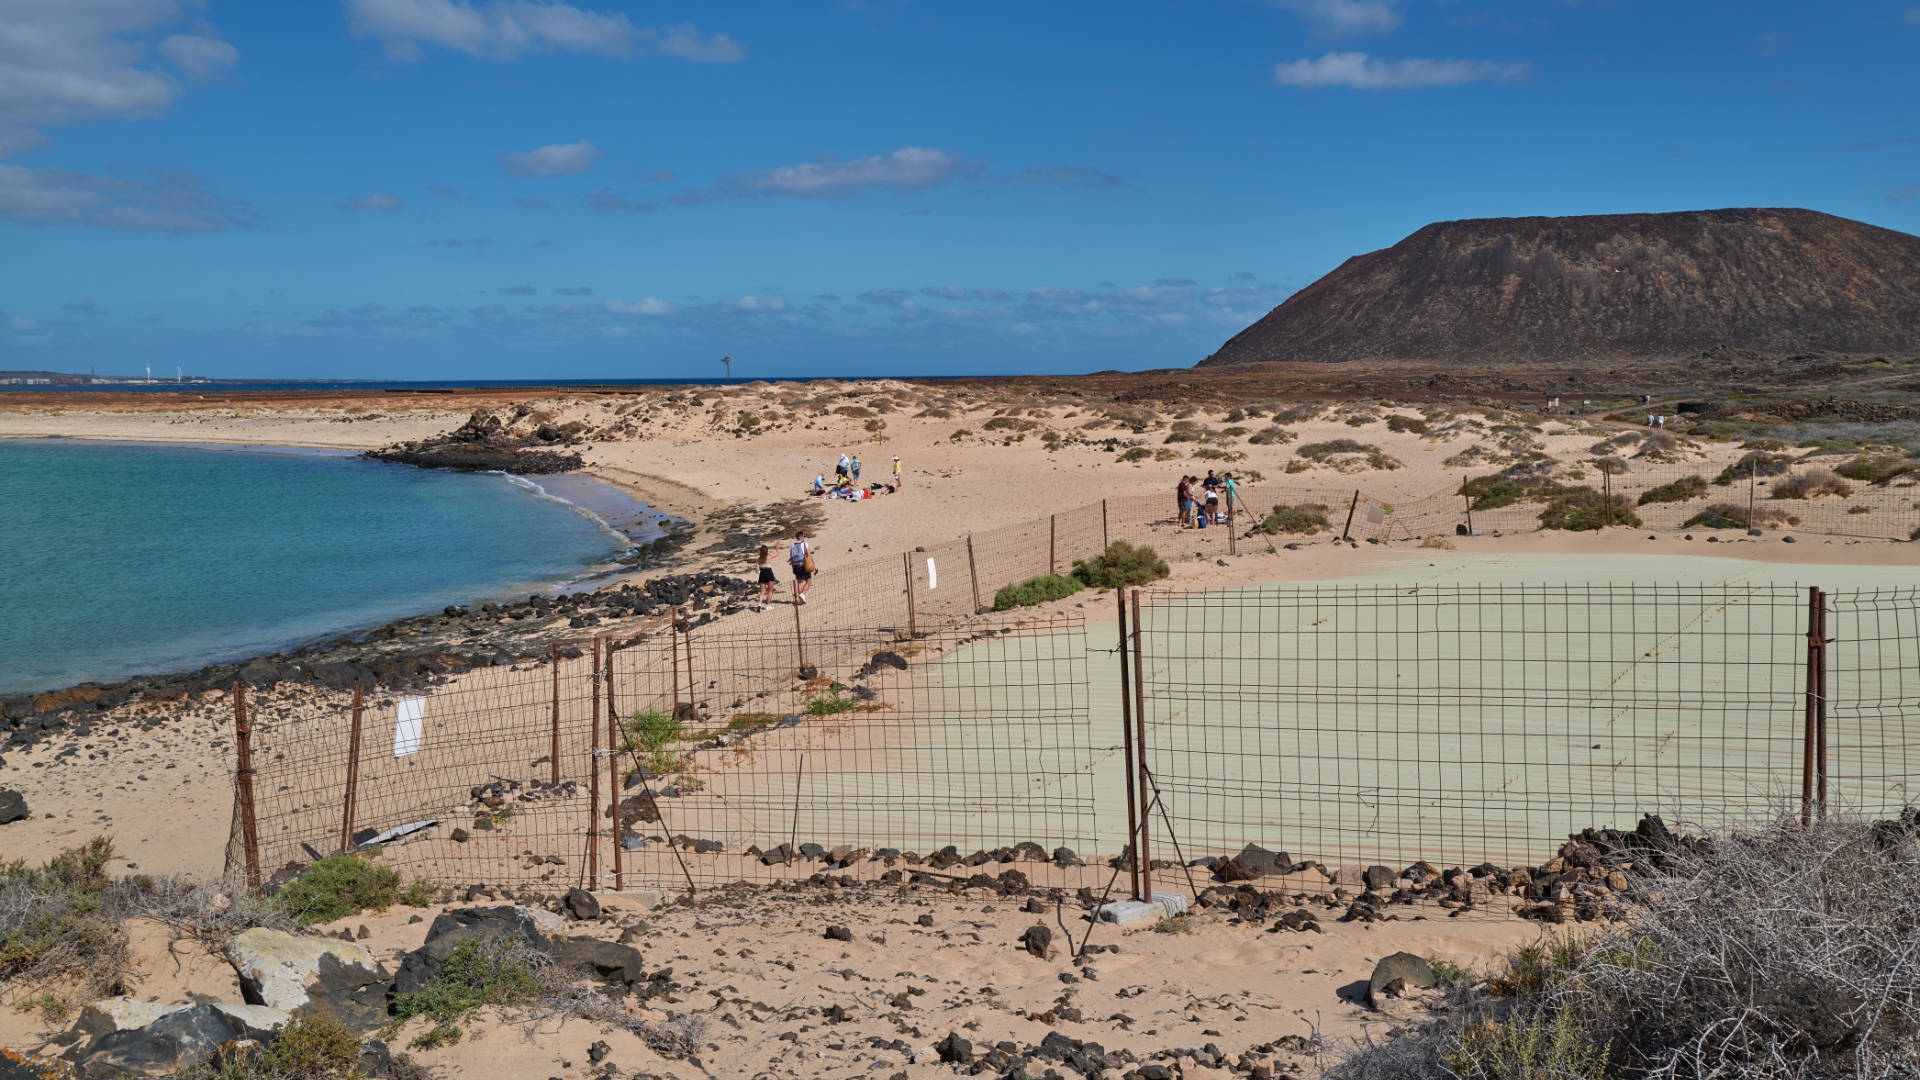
[3,0,1918,380]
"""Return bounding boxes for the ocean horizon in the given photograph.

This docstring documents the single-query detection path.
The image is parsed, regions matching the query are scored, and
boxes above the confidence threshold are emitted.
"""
[0,439,659,698]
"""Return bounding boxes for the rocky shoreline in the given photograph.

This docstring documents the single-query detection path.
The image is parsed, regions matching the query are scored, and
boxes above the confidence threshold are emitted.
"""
[361,408,586,473]
[1,565,754,755]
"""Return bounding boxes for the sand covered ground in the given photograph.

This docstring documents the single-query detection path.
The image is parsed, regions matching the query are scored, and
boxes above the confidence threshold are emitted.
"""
[4,378,1918,1072]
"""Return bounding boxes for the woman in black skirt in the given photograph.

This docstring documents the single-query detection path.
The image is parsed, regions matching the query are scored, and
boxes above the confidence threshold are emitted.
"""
[756,545,777,609]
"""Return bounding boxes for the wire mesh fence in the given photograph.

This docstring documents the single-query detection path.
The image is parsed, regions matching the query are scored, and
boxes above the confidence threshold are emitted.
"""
[1129,584,1817,885]
[230,574,1917,905]
[223,452,1919,902]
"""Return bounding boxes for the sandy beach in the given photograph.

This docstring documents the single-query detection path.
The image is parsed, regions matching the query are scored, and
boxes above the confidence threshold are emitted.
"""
[4,377,1918,1073]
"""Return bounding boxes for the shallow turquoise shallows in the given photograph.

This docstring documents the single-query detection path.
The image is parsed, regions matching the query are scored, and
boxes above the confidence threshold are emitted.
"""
[0,440,632,696]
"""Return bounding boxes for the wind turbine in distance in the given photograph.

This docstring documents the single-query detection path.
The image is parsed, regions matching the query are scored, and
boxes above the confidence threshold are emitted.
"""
[721,355,732,383]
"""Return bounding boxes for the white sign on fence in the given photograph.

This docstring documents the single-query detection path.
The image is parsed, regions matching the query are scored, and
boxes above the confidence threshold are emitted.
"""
[927,558,937,590]
[394,697,424,758]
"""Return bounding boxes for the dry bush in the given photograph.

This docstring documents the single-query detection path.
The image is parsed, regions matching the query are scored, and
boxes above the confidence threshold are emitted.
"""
[1248,426,1296,446]
[1327,813,1920,1080]
[1773,469,1854,500]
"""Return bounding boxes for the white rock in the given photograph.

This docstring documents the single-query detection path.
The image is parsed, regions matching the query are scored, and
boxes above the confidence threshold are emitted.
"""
[225,928,379,1012]
[1094,900,1162,928]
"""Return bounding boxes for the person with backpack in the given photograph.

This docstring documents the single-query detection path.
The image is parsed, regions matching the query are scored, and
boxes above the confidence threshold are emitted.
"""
[789,530,815,604]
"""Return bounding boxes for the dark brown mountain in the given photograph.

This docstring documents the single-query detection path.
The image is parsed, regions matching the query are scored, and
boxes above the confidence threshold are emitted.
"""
[1198,208,1920,367]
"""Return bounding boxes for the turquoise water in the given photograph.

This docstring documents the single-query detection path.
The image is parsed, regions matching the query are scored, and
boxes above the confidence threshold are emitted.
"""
[0,440,637,696]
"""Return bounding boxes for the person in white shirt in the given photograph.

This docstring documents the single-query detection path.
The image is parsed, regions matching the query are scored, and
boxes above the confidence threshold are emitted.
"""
[789,530,814,604]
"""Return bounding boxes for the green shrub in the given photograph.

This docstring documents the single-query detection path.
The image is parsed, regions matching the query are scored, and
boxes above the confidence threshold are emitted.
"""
[179,1014,363,1080]
[1459,473,1572,510]
[1636,475,1707,505]
[387,933,544,1048]
[1540,490,1641,531]
[801,688,861,716]
[1190,448,1246,461]
[1117,446,1152,462]
[1836,453,1918,486]
[1259,502,1332,535]
[622,707,686,776]
[1683,503,1800,530]
[993,573,1084,611]
[1247,426,1295,446]
[1297,438,1369,460]
[273,854,401,925]
[0,837,127,998]
[1385,414,1429,434]
[1444,1009,1613,1080]
[1070,542,1169,589]
[1296,439,1400,470]
[1713,451,1793,485]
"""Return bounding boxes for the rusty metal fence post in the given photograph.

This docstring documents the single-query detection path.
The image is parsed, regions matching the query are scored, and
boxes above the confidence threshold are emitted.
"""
[1102,499,1110,551]
[549,644,561,787]
[1803,587,1825,825]
[1227,498,1237,556]
[966,535,982,615]
[1117,588,1141,901]
[232,682,262,889]
[588,637,602,888]
[605,636,622,891]
[793,594,808,676]
[338,682,364,853]
[1049,515,1057,577]
[1341,490,1359,542]
[1813,588,1829,819]
[1129,589,1153,900]
[904,552,917,637]
[670,607,682,715]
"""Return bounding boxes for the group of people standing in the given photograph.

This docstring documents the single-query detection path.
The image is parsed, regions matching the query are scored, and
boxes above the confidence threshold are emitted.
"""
[1175,470,1239,528]
[812,451,904,497]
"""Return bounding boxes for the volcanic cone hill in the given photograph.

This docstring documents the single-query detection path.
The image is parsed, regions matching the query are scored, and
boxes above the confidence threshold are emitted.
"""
[1199,208,1920,367]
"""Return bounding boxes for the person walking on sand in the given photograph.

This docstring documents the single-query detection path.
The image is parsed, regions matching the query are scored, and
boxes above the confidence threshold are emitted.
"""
[755,545,778,610]
[789,530,815,604]
[1176,475,1194,528]
[836,452,850,481]
[1222,472,1239,524]
[851,455,861,483]
[892,455,902,487]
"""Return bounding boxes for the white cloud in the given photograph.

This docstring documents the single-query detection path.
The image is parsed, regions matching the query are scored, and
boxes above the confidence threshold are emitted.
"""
[502,140,603,176]
[677,147,984,203]
[158,33,237,80]
[605,297,673,315]
[1274,52,1533,90]
[1272,0,1403,36]
[343,0,742,63]
[0,163,257,232]
[339,190,405,211]
[0,0,237,157]
[735,296,788,312]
